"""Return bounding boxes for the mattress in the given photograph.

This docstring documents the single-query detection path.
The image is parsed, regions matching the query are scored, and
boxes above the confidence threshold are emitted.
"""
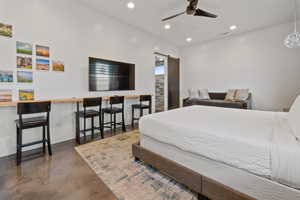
[141,134,300,200]
[139,106,300,189]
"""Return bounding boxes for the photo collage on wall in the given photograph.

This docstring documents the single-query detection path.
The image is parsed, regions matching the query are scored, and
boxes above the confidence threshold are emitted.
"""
[16,41,34,100]
[0,21,65,102]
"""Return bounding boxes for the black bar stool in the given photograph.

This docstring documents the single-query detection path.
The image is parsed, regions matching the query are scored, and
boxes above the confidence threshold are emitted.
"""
[15,101,52,165]
[131,95,152,126]
[102,96,126,133]
[77,97,103,144]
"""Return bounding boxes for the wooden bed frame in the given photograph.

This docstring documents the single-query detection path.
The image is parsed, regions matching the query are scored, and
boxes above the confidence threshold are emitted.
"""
[132,143,256,200]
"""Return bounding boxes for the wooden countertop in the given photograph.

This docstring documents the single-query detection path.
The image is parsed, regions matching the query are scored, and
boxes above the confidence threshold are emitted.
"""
[0,94,150,107]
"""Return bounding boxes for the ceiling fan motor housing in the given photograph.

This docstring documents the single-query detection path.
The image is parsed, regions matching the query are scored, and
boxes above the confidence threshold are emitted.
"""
[186,6,195,15]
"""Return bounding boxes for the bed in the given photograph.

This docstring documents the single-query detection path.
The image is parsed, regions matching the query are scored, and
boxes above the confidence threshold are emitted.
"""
[133,96,300,200]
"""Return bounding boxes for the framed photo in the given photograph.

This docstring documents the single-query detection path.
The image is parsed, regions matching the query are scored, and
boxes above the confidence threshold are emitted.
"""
[19,89,34,101]
[16,41,33,55]
[17,71,33,83]
[0,23,12,38]
[17,56,32,69]
[36,59,50,70]
[0,90,12,102]
[0,70,13,82]
[36,45,50,57]
[52,60,64,72]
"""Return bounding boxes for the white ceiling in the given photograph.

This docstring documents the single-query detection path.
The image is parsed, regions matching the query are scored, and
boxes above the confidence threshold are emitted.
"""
[79,0,299,47]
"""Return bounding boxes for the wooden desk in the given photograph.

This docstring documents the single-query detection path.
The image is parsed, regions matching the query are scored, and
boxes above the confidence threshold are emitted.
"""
[0,94,148,107]
[0,94,151,144]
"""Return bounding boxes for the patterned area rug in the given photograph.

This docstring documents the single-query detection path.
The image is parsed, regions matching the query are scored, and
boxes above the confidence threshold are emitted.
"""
[75,131,197,200]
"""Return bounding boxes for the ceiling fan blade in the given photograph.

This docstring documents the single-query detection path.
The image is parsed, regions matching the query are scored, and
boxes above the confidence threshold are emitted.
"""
[161,11,186,22]
[194,8,217,18]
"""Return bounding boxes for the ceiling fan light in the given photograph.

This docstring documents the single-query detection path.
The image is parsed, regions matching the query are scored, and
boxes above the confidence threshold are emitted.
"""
[127,2,135,9]
[230,25,237,30]
[284,0,300,48]
[284,31,300,48]
[186,37,192,42]
[164,24,171,30]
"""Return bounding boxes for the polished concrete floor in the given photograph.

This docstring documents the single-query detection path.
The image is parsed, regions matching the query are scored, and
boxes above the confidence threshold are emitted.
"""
[0,127,137,200]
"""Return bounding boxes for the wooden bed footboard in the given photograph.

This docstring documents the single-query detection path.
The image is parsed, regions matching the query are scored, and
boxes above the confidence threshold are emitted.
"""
[132,143,256,200]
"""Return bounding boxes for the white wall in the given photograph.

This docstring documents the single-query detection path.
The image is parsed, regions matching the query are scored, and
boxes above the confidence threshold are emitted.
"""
[181,23,300,111]
[0,0,178,157]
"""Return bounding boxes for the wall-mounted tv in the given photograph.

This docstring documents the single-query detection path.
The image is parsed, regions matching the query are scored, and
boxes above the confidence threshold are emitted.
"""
[89,57,135,91]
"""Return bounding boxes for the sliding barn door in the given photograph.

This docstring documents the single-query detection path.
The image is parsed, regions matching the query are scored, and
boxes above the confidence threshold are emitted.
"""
[168,56,180,110]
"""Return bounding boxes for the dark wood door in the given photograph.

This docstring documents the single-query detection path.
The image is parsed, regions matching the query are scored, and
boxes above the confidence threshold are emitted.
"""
[168,56,180,110]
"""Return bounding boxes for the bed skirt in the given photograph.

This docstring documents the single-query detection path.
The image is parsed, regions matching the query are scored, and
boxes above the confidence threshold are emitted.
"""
[132,143,255,200]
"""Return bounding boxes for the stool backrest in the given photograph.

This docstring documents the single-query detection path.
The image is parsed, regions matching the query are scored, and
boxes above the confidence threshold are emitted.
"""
[140,95,151,107]
[110,96,125,111]
[110,96,124,105]
[17,102,51,115]
[17,102,51,127]
[83,97,102,107]
[140,95,151,102]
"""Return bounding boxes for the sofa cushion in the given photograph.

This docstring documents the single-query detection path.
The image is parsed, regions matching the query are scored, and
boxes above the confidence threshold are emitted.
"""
[189,99,244,109]
[235,89,250,101]
[225,89,237,101]
[198,89,211,100]
[188,89,199,99]
[225,89,249,101]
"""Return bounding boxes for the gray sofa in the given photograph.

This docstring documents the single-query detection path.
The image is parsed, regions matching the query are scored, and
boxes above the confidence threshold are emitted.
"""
[183,92,252,109]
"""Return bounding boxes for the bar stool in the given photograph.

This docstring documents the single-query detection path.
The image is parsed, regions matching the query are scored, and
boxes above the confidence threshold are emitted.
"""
[102,96,126,133]
[77,97,103,144]
[131,95,152,126]
[15,101,52,165]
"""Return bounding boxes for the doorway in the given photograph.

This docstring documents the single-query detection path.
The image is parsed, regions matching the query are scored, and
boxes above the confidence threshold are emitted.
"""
[154,54,180,112]
[154,55,168,112]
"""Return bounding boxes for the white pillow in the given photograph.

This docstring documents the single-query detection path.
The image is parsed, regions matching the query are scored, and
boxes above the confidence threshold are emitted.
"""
[198,89,210,100]
[188,89,199,99]
[235,89,249,101]
[288,95,300,140]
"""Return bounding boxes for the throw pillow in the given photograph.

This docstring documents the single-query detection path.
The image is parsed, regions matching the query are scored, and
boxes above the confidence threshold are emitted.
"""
[188,89,199,99]
[225,89,237,101]
[198,89,211,100]
[235,89,249,101]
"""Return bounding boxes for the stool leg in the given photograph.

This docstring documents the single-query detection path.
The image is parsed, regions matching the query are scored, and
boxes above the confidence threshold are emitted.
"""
[140,108,142,118]
[110,113,113,133]
[114,113,116,133]
[149,107,152,114]
[16,125,20,165]
[122,111,126,132]
[91,117,94,140]
[83,117,87,143]
[131,107,134,127]
[18,128,23,165]
[76,111,80,144]
[99,114,103,139]
[43,125,46,154]
[47,125,52,156]
[101,111,104,138]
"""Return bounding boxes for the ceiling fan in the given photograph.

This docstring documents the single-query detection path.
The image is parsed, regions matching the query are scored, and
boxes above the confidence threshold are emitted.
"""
[162,0,217,22]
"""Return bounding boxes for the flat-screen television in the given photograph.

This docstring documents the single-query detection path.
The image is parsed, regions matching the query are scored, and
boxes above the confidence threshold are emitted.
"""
[89,57,135,91]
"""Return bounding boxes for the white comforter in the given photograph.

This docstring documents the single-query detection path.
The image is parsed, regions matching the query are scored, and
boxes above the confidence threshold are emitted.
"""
[139,106,300,189]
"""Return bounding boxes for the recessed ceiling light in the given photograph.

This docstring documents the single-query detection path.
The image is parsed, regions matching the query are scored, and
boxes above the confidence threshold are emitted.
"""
[164,24,171,30]
[230,25,237,30]
[127,2,135,9]
[186,37,192,42]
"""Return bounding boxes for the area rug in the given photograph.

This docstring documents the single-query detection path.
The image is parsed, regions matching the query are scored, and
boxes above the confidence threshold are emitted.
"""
[75,131,197,200]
